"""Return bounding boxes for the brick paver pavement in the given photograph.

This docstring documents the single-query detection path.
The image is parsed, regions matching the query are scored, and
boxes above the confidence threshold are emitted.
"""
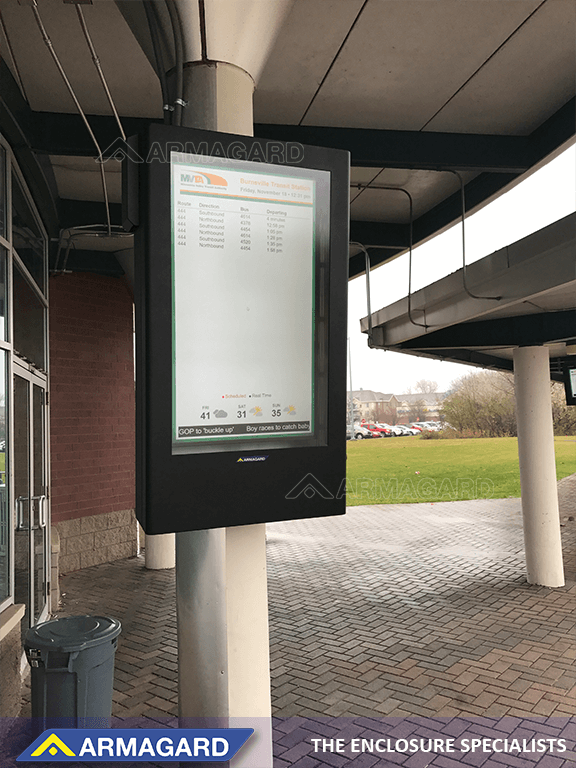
[267,493,576,720]
[26,476,576,726]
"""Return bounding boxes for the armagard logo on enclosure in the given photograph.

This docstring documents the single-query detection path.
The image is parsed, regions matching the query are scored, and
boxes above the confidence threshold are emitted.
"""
[18,729,253,762]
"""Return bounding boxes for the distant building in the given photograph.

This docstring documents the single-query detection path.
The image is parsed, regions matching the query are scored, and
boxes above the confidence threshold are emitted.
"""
[396,393,446,423]
[348,390,399,423]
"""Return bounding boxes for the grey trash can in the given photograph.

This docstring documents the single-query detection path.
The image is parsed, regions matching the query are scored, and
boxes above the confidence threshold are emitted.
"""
[25,615,121,730]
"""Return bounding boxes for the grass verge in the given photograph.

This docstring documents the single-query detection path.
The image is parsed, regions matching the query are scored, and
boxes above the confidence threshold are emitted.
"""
[345,435,576,506]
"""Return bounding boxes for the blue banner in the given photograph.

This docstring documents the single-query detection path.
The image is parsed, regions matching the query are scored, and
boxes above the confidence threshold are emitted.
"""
[17,728,253,762]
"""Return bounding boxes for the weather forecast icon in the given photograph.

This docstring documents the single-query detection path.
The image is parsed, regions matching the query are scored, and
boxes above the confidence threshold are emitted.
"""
[283,405,296,415]
[249,406,263,417]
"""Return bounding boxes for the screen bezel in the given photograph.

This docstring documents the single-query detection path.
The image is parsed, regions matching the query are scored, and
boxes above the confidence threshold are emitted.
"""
[135,124,350,533]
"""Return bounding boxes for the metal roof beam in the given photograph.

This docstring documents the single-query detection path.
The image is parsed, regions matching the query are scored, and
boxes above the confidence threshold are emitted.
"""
[255,124,533,174]
[29,112,539,174]
[399,310,576,350]
[50,248,125,277]
[25,98,574,174]
[59,199,122,229]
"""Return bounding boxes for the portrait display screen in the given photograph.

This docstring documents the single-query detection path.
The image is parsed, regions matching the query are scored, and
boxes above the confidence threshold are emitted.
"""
[170,153,330,453]
[134,124,349,533]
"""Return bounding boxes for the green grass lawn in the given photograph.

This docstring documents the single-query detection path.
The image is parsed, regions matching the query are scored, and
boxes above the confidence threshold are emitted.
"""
[345,435,576,506]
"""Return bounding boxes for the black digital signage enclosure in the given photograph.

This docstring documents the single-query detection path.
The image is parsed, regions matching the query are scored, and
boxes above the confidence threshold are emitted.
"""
[132,124,349,534]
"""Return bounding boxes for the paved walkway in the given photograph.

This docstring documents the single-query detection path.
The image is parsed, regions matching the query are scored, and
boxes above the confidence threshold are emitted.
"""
[30,475,575,726]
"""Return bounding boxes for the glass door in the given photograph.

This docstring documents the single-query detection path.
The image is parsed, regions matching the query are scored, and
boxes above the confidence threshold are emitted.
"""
[13,367,48,629]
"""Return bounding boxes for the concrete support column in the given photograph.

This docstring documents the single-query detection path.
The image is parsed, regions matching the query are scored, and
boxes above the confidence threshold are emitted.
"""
[176,59,272,768]
[513,346,564,587]
[145,533,175,569]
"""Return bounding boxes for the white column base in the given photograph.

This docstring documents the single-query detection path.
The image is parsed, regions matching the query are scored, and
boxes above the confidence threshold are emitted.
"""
[145,533,175,570]
[177,525,272,768]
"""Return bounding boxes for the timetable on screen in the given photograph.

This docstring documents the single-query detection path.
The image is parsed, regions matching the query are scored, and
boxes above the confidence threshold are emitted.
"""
[170,155,327,450]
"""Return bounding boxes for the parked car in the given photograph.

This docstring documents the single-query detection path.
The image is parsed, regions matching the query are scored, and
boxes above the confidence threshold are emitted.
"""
[362,423,384,438]
[374,422,395,436]
[369,422,393,436]
[350,424,372,439]
[394,424,416,435]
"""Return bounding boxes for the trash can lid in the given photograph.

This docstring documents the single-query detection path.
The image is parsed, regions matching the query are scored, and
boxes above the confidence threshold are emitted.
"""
[25,615,121,652]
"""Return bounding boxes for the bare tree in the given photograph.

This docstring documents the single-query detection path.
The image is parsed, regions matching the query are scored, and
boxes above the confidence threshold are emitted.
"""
[415,379,438,394]
[373,402,397,425]
[442,371,516,436]
[441,370,576,437]
[551,382,576,435]
[408,400,427,423]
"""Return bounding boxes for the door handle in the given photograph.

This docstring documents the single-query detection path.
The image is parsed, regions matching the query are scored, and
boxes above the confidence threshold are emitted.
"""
[37,495,47,528]
[15,496,27,530]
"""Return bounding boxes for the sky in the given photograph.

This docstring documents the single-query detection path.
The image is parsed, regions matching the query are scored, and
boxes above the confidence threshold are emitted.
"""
[347,144,576,396]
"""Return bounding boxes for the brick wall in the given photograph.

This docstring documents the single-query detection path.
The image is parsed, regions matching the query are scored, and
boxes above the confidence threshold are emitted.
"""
[49,274,135,557]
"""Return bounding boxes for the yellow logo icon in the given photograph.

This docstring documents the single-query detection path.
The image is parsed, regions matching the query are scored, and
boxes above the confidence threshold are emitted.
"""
[31,734,76,757]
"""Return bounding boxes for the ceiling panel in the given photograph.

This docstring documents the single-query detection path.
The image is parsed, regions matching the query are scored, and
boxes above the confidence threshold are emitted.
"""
[50,156,121,203]
[350,169,476,222]
[300,0,540,129]
[253,0,365,124]
[0,0,161,118]
[484,283,576,319]
[425,0,576,135]
[350,167,387,184]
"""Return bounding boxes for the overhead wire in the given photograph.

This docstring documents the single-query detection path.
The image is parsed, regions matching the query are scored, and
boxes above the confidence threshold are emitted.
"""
[350,184,427,332]
[351,168,502,343]
[143,1,172,123]
[75,4,126,141]
[54,224,131,275]
[30,0,112,236]
[445,169,502,301]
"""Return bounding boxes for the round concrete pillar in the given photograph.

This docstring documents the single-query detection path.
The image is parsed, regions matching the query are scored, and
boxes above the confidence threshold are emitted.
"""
[145,533,175,569]
[513,346,564,587]
[175,58,272,767]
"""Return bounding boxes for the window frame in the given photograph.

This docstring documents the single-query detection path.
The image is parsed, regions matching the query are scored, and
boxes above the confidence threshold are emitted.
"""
[0,133,49,614]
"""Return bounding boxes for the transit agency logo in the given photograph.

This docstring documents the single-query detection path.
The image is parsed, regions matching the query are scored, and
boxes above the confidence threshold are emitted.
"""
[181,171,228,187]
[18,728,253,762]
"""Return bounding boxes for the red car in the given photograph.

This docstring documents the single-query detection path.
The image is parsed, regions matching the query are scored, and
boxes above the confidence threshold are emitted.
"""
[362,422,388,437]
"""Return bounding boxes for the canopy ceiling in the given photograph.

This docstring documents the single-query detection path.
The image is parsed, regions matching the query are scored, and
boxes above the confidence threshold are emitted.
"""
[0,0,574,278]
